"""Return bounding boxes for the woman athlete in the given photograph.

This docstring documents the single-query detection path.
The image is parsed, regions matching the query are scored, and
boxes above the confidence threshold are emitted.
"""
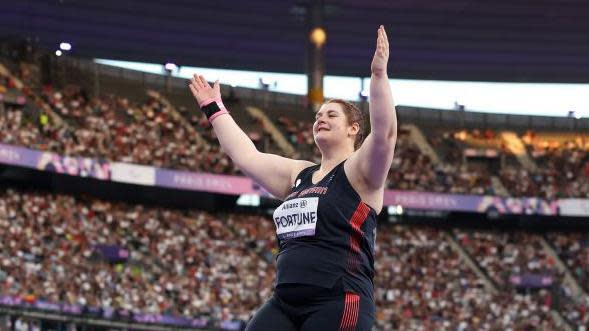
[189,25,396,331]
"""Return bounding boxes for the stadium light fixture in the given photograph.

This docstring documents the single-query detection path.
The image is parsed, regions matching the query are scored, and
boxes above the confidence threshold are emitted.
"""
[309,27,327,47]
[164,62,178,72]
[59,42,72,51]
[55,50,63,56]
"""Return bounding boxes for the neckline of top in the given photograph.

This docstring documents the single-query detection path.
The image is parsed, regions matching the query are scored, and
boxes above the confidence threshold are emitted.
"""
[310,160,345,185]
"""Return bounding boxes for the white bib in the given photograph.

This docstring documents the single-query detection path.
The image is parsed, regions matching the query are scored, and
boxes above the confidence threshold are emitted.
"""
[273,197,319,240]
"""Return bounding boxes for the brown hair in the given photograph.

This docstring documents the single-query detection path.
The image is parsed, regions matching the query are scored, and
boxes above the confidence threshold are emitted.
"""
[324,99,368,150]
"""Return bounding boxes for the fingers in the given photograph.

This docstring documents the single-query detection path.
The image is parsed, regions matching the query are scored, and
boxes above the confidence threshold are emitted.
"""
[198,74,206,87]
[376,25,389,57]
[198,75,212,89]
[189,73,217,98]
[190,75,202,93]
[380,26,389,49]
[188,74,222,103]
[376,28,383,48]
[377,25,389,46]
[189,74,212,89]
[375,36,384,57]
[188,83,200,100]
[190,74,204,89]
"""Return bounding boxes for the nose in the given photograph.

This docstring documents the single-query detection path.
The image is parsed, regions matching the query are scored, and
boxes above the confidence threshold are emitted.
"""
[315,114,327,124]
[314,118,326,131]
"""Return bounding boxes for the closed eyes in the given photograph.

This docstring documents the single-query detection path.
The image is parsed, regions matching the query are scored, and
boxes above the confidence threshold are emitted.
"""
[315,111,338,120]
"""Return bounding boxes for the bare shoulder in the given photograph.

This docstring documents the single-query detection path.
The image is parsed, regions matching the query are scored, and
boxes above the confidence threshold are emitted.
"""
[344,152,384,213]
[343,150,365,188]
[290,159,316,184]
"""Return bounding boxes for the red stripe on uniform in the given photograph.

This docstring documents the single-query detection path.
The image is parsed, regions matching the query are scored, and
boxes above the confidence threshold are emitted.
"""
[350,203,370,235]
[339,293,349,330]
[351,294,359,329]
[339,292,360,331]
[346,202,371,272]
[340,293,351,331]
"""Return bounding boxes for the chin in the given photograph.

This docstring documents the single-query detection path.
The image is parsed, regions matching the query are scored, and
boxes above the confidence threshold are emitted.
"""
[313,134,334,148]
[313,135,325,146]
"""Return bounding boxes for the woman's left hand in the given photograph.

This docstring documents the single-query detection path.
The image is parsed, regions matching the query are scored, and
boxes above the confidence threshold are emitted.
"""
[370,25,390,76]
[189,74,221,107]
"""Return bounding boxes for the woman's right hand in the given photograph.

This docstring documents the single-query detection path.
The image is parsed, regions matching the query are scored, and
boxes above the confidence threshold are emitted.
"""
[370,25,389,77]
[189,74,221,107]
[187,76,313,201]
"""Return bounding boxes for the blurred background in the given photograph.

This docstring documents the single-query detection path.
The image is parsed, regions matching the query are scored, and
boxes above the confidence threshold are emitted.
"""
[0,0,588,330]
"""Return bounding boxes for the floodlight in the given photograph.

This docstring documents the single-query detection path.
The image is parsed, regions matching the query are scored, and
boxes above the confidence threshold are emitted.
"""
[164,62,178,71]
[59,42,72,51]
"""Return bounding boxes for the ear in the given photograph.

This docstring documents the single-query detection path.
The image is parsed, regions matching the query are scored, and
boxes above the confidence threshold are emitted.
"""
[348,122,360,136]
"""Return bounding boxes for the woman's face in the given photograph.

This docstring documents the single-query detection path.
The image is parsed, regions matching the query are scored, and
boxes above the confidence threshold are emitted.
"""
[313,103,358,148]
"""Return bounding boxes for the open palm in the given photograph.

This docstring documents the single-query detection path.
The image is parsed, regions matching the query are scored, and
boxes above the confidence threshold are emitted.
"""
[371,25,390,76]
[189,74,220,107]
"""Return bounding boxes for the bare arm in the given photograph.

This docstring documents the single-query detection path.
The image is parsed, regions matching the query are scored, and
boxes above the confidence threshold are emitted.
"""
[348,26,397,189]
[189,75,313,199]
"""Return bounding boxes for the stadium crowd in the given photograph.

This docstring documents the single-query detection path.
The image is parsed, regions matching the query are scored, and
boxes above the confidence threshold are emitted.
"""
[2,60,589,330]
[454,230,560,288]
[455,230,589,329]
[276,116,495,195]
[388,130,494,195]
[499,141,589,199]
[2,188,588,330]
[1,66,239,174]
[375,226,559,331]
[4,61,589,198]
[546,232,589,327]
[39,84,239,173]
[0,189,272,324]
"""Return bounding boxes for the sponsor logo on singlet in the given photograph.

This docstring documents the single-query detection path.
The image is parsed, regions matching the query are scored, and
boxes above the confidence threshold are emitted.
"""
[273,197,319,240]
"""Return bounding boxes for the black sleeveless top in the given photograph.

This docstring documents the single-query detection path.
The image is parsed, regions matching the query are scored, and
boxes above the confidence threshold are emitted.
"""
[272,160,377,299]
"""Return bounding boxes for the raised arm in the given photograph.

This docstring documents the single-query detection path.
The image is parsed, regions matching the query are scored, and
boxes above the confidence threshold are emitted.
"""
[189,75,313,200]
[348,25,397,189]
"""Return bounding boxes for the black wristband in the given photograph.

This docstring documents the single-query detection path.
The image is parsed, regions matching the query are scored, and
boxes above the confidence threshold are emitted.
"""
[201,101,222,120]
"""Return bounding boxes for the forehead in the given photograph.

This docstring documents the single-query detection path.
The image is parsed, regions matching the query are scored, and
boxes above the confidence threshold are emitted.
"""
[315,102,345,115]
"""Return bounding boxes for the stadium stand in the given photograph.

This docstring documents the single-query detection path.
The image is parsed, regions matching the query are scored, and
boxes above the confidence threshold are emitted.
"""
[1,54,589,331]
[2,188,588,330]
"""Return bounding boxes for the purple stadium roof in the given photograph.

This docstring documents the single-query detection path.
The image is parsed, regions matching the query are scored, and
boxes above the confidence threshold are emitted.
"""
[1,0,589,82]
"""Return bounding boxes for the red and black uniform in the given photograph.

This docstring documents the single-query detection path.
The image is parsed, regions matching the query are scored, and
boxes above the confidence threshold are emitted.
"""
[246,161,377,331]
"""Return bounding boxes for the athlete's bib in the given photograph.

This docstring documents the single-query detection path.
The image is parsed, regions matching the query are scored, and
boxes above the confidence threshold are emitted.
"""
[273,197,319,240]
